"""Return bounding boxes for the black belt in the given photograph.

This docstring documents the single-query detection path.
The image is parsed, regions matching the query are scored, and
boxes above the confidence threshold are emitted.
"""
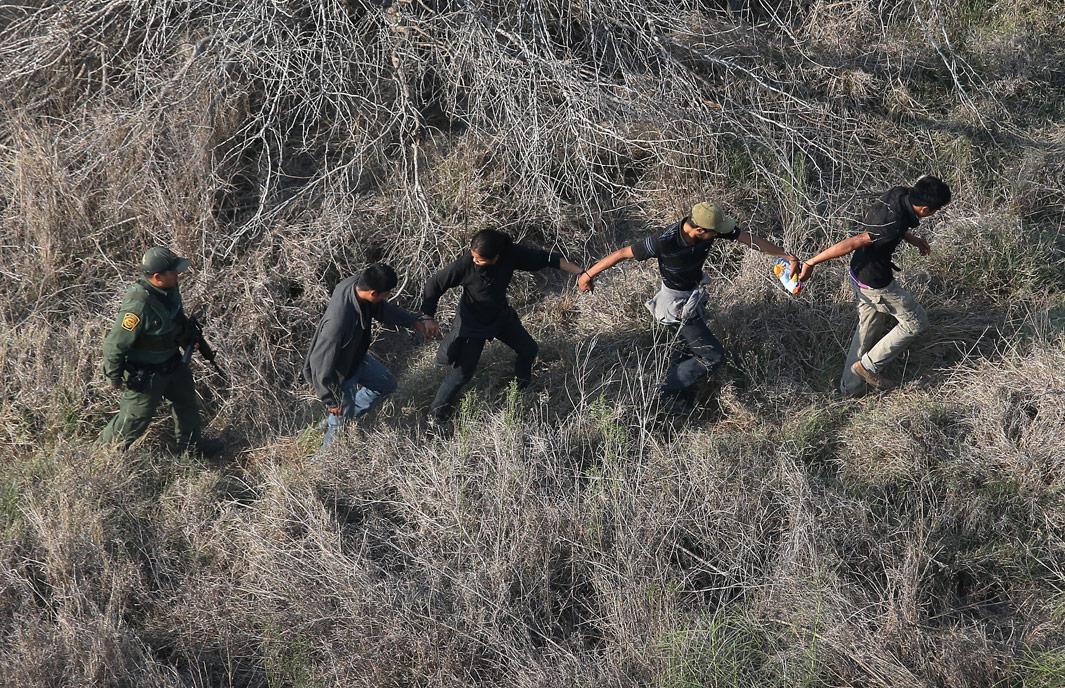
[126,353,182,374]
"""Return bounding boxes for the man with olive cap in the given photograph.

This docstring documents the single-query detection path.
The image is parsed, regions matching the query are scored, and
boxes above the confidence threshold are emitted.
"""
[578,202,799,414]
[98,246,222,455]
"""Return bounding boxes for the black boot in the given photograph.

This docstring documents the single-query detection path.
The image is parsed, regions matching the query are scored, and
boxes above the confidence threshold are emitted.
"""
[658,389,694,417]
[187,436,226,459]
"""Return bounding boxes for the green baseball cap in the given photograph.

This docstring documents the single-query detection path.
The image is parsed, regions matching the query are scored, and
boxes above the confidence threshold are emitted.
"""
[690,202,737,234]
[141,246,189,275]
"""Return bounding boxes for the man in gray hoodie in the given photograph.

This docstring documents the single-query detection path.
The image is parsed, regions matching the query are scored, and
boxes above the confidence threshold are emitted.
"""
[304,263,439,448]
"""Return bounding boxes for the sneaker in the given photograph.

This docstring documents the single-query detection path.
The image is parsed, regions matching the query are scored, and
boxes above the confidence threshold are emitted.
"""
[658,391,694,417]
[851,360,895,390]
[191,436,226,459]
[425,411,453,438]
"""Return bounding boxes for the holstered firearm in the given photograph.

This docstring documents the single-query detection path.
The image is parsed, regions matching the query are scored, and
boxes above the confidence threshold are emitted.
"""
[123,355,181,392]
[124,366,153,393]
[181,315,229,385]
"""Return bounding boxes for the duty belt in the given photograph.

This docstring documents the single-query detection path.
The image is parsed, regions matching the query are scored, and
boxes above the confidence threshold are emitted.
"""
[126,353,182,374]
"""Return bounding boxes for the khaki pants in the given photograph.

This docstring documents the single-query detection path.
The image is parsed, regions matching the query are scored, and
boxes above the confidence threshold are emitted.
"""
[840,279,928,396]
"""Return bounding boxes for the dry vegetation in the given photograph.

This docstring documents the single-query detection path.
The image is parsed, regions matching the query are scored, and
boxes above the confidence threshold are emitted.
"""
[1,0,1063,686]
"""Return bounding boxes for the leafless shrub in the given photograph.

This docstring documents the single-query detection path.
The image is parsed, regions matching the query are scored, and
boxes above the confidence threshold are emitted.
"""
[0,0,1062,685]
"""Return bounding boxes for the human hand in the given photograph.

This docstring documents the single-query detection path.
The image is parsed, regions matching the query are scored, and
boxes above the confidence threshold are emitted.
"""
[328,405,343,416]
[577,271,595,293]
[797,262,815,281]
[786,255,801,279]
[414,317,441,341]
[914,236,931,256]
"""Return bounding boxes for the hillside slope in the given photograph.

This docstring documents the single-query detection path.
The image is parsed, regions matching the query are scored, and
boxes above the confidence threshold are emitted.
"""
[1,1,1063,686]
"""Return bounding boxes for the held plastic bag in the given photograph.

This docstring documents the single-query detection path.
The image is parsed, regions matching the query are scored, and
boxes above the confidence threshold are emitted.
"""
[772,258,802,296]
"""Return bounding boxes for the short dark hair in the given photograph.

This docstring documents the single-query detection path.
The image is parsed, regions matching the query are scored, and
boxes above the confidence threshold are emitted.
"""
[911,175,952,210]
[357,263,399,293]
[470,229,512,260]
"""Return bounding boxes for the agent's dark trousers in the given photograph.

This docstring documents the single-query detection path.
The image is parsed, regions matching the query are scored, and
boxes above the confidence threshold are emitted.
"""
[660,317,726,397]
[98,363,201,450]
[431,319,538,419]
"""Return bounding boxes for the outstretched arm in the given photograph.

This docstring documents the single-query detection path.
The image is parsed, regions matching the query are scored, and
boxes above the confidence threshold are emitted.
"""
[796,232,873,280]
[558,258,583,276]
[735,231,799,277]
[509,244,586,283]
[577,246,634,293]
[418,259,466,338]
[379,300,441,341]
[420,258,466,318]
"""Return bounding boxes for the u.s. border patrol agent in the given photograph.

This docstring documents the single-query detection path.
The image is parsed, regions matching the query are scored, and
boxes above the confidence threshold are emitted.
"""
[98,246,216,453]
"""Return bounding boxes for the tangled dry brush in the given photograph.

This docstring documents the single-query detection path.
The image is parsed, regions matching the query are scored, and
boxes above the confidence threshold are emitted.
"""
[0,0,1063,686]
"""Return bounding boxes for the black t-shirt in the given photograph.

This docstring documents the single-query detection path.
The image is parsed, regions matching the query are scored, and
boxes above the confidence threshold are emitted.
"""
[849,187,921,289]
[629,220,741,291]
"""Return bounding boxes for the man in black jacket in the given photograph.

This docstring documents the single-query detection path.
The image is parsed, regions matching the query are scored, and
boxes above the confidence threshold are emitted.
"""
[420,229,584,421]
[797,176,952,396]
[304,263,438,448]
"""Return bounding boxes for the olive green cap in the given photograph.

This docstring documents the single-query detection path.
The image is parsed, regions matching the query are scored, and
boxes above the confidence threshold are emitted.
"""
[690,202,737,234]
[141,246,189,275]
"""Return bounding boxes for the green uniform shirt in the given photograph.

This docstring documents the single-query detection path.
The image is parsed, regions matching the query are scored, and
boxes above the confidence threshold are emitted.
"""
[101,278,189,383]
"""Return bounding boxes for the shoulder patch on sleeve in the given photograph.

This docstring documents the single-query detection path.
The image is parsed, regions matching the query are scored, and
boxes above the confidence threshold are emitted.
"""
[121,313,141,331]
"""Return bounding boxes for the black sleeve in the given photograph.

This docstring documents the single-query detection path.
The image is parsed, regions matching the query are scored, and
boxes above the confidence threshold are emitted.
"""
[859,203,905,247]
[511,243,562,272]
[378,300,419,328]
[420,257,467,317]
[717,226,743,241]
[628,233,662,261]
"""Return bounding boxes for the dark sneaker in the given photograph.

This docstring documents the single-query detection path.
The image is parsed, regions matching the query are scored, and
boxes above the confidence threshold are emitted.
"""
[851,360,895,390]
[425,412,453,438]
[428,403,451,423]
[191,437,226,459]
[658,391,694,417]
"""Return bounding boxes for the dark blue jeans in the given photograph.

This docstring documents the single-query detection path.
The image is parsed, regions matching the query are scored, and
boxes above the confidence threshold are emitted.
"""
[660,317,726,397]
[322,354,397,448]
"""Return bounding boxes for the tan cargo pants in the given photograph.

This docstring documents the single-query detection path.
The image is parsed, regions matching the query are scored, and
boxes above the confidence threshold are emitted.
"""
[840,278,928,396]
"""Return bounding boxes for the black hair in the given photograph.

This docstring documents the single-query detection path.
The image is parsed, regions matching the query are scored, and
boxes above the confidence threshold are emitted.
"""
[357,263,399,293]
[470,229,512,260]
[911,175,952,210]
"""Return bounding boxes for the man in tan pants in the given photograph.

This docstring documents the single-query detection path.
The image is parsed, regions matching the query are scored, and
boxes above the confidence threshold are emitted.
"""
[797,176,952,396]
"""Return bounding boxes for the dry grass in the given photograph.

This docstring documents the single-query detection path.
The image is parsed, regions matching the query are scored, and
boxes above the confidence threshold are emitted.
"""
[1,0,1063,686]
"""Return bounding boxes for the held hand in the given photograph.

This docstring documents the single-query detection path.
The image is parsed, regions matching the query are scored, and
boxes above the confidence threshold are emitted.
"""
[797,262,815,281]
[414,317,441,341]
[577,271,595,293]
[786,255,801,280]
[916,237,932,256]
